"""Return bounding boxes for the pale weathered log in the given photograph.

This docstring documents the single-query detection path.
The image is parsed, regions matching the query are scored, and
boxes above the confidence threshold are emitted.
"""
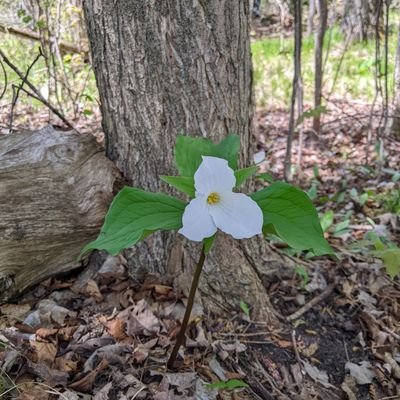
[0,126,120,301]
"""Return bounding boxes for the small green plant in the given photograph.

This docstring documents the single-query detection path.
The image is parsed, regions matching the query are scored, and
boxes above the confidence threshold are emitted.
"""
[350,232,400,278]
[239,300,250,316]
[294,265,310,288]
[81,135,332,368]
[207,379,249,390]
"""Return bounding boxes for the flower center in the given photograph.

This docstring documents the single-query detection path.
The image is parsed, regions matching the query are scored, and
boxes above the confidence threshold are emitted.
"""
[207,192,220,205]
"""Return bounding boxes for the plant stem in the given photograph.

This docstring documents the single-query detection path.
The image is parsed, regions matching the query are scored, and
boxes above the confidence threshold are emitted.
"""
[167,245,206,369]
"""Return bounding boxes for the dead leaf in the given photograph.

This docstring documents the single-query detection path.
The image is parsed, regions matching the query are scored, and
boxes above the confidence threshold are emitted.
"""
[301,341,319,357]
[69,358,109,392]
[37,300,77,327]
[0,303,31,326]
[55,357,78,373]
[16,386,49,400]
[86,279,103,302]
[31,341,57,365]
[345,361,375,384]
[303,361,335,389]
[383,352,400,380]
[125,299,160,336]
[98,316,127,341]
[93,382,112,400]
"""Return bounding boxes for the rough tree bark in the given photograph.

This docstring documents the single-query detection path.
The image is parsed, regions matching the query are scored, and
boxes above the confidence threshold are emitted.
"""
[0,126,120,301]
[83,1,296,323]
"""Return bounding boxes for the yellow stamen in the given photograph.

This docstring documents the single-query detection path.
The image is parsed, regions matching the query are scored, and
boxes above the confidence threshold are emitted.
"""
[207,192,220,205]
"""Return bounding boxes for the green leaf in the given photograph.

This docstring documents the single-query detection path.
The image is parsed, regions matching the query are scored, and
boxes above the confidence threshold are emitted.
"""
[239,300,250,316]
[307,183,318,201]
[250,182,333,256]
[234,166,257,187]
[174,135,240,176]
[22,15,32,24]
[296,105,327,126]
[203,234,216,254]
[256,172,275,183]
[81,187,186,257]
[294,265,309,288]
[206,379,249,390]
[374,248,400,278]
[160,175,195,197]
[320,210,334,232]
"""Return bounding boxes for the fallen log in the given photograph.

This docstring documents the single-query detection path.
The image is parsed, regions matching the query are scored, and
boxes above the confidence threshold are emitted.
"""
[0,126,120,301]
[0,24,89,56]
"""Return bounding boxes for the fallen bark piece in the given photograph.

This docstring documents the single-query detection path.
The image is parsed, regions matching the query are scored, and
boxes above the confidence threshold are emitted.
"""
[0,126,120,301]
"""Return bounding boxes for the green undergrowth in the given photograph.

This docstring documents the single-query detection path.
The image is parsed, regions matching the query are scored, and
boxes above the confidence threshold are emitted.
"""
[252,26,397,108]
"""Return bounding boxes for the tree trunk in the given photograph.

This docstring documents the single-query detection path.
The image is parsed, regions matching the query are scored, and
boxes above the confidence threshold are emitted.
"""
[342,0,379,42]
[307,0,316,37]
[83,0,295,323]
[389,23,400,138]
[313,0,328,134]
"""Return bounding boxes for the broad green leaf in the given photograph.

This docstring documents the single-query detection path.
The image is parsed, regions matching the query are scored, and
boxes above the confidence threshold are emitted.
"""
[160,175,195,197]
[174,135,240,176]
[234,166,257,187]
[250,182,333,256]
[207,379,249,390]
[374,248,400,278]
[81,187,186,257]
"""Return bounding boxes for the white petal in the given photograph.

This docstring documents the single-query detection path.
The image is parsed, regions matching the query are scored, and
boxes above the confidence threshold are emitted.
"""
[179,197,217,241]
[209,192,263,239]
[194,156,236,195]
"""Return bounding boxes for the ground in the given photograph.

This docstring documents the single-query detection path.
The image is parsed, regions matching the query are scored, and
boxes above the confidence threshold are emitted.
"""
[0,100,399,399]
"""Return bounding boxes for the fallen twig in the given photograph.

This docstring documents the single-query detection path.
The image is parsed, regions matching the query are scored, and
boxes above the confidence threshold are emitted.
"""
[286,282,336,321]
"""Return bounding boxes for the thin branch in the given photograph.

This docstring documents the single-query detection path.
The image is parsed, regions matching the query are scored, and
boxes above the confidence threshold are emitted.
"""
[9,49,43,132]
[0,58,7,101]
[0,24,88,56]
[0,48,78,132]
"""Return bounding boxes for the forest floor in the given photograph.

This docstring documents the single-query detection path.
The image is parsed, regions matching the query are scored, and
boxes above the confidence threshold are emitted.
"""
[0,101,400,400]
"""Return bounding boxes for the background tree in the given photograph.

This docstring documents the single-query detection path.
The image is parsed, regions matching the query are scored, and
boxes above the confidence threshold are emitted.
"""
[313,0,328,134]
[342,0,379,42]
[389,23,400,138]
[83,1,293,323]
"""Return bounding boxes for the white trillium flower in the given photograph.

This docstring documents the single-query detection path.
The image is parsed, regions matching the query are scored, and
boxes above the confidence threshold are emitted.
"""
[179,156,264,241]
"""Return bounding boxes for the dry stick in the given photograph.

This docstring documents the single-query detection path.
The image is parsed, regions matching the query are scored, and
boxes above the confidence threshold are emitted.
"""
[0,49,77,132]
[286,282,336,321]
[167,245,206,369]
[9,49,43,132]
[0,58,7,101]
